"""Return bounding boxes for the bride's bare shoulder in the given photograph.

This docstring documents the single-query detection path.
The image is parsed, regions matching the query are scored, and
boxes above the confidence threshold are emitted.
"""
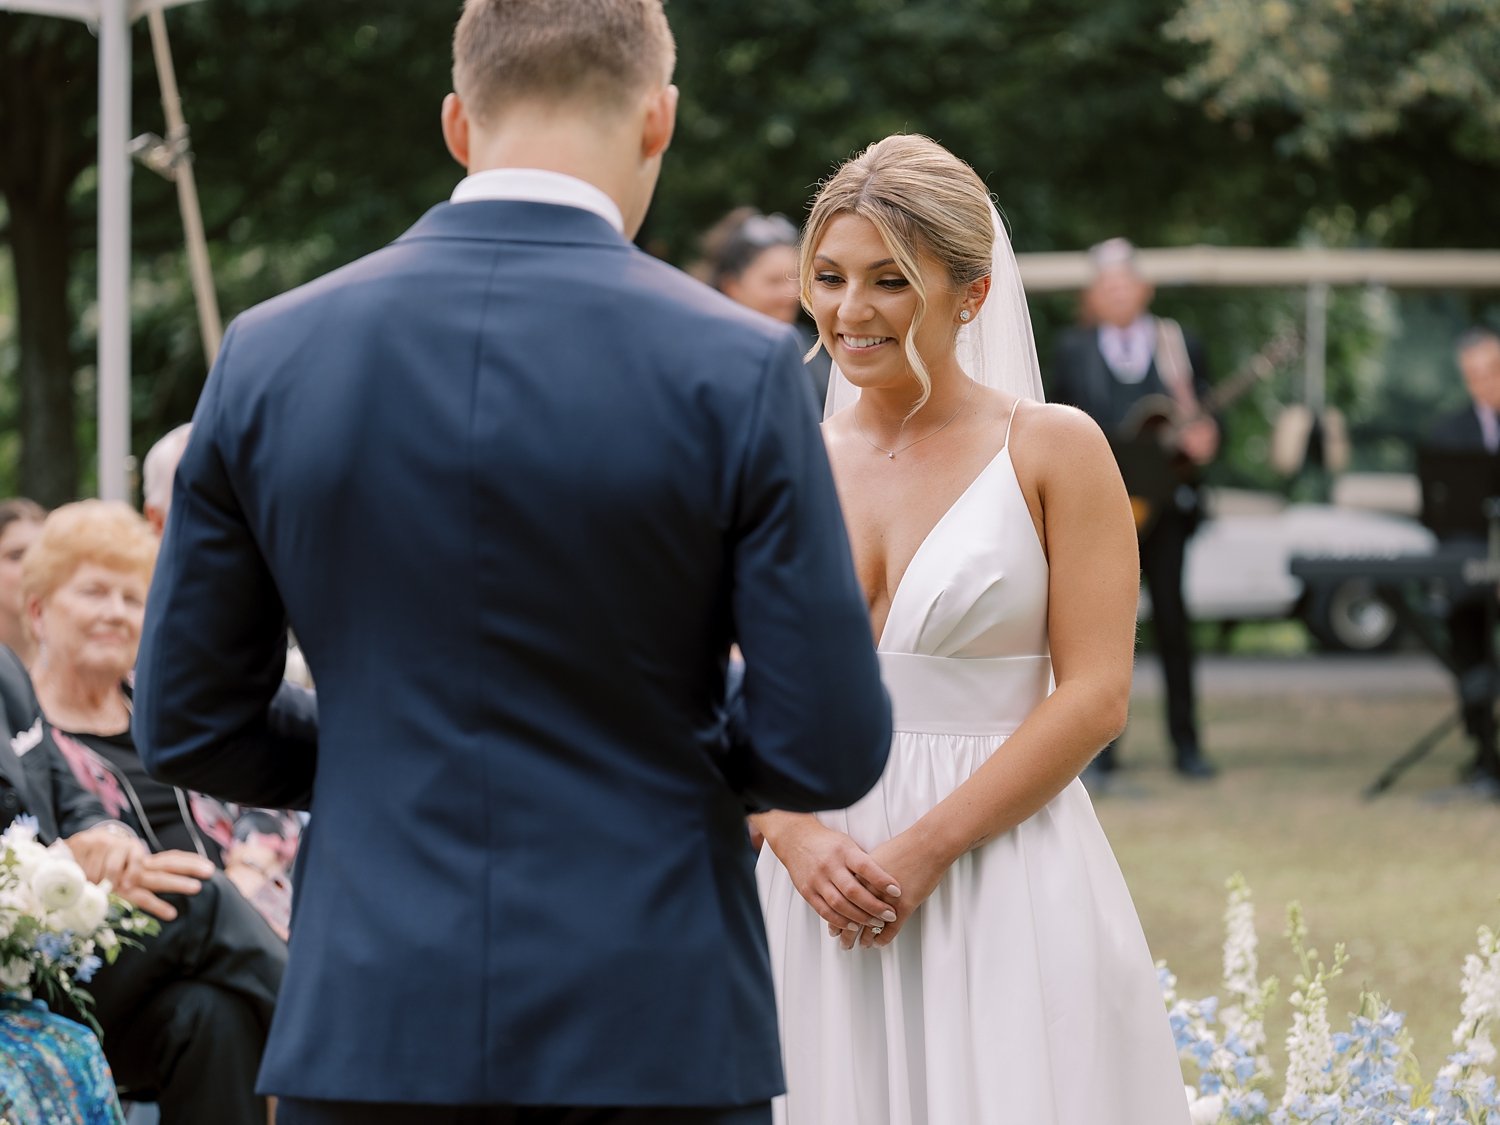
[1015,401,1110,456]
[1012,401,1120,490]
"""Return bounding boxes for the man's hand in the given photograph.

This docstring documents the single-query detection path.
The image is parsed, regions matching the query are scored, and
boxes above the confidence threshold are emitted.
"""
[64,825,146,890]
[117,850,216,922]
[1179,417,1219,465]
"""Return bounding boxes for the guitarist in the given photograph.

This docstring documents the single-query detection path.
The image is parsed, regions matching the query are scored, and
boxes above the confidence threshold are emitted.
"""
[1051,237,1219,781]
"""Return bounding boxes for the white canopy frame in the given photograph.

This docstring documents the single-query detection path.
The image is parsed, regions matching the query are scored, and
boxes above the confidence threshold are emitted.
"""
[1,0,208,501]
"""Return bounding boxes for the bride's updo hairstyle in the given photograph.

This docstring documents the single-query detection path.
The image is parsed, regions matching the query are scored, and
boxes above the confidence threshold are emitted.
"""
[800,134,995,412]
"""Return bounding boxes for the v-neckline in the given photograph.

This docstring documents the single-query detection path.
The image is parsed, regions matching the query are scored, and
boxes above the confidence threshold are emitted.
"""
[874,441,1013,651]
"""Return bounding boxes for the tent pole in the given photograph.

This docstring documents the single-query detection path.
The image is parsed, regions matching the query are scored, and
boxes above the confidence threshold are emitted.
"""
[97,0,131,501]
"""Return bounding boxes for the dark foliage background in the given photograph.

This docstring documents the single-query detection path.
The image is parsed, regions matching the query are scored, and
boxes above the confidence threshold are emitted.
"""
[1,0,1496,502]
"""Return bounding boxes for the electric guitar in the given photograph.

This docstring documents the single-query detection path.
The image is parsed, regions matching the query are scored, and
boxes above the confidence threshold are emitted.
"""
[1113,329,1302,535]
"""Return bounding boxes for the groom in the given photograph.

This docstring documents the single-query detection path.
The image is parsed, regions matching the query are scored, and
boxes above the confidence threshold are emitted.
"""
[132,1,892,1122]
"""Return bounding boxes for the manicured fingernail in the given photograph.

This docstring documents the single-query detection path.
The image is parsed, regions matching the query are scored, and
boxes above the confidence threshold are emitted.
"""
[846,922,860,931]
[880,910,897,923]
[886,885,901,897]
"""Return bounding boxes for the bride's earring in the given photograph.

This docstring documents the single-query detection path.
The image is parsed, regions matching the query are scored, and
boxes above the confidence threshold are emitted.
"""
[959,309,972,322]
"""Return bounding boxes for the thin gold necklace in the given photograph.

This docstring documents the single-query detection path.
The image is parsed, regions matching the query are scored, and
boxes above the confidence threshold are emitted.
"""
[854,380,977,460]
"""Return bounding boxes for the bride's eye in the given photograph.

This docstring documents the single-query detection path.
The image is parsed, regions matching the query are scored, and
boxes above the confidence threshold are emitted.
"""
[813,272,844,288]
[877,277,910,291]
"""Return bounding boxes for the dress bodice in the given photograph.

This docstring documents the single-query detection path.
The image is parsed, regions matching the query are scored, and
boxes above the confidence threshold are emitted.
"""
[876,438,1052,736]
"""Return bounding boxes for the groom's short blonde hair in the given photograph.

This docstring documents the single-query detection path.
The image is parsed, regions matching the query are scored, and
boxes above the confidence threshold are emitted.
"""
[453,0,675,123]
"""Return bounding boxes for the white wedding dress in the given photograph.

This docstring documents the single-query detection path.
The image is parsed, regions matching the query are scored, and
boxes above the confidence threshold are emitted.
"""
[755,416,1190,1124]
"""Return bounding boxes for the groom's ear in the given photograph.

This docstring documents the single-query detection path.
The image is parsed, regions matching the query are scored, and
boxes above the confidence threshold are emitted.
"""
[640,84,678,162]
[441,93,472,170]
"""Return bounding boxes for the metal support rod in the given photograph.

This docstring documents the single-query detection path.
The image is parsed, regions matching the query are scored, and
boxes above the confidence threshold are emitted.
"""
[1305,281,1329,417]
[146,5,221,362]
[97,0,131,502]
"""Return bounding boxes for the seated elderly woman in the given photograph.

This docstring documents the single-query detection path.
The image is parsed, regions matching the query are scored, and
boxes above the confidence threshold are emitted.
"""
[20,499,312,1123]
[0,644,284,1125]
[24,500,302,937]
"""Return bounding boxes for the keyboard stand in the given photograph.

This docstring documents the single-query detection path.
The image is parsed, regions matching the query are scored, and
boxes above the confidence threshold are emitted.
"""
[1365,497,1500,799]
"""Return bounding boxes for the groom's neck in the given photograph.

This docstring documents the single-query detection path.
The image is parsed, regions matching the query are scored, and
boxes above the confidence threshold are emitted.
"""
[466,116,638,224]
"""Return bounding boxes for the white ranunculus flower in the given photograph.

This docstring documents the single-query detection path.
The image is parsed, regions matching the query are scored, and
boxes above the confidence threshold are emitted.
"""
[59,881,109,935]
[1187,1092,1224,1125]
[0,956,30,993]
[10,838,50,883]
[31,857,87,913]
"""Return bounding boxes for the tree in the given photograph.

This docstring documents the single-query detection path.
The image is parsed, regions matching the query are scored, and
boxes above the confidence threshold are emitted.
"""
[1164,0,1500,248]
[0,2,458,500]
[0,15,96,504]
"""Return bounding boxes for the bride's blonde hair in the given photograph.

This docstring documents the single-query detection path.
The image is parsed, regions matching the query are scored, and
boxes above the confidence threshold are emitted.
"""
[800,135,995,413]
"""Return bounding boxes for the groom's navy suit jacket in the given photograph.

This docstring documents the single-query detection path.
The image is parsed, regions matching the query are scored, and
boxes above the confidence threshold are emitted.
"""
[133,200,891,1107]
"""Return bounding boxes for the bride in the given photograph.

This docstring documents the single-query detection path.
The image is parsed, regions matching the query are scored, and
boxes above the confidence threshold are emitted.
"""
[753,135,1189,1124]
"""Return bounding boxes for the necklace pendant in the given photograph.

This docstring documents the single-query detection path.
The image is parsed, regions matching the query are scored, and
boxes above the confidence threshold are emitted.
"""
[886,451,896,460]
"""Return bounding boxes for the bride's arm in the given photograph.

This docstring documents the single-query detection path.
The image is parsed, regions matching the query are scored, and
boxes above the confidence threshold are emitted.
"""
[862,405,1139,948]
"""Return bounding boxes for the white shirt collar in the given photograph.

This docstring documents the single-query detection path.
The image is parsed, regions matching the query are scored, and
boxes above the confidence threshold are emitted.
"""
[1477,403,1500,454]
[450,168,625,235]
[1098,316,1157,384]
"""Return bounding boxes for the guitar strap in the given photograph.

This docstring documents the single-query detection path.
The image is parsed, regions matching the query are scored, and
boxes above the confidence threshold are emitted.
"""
[1154,317,1202,421]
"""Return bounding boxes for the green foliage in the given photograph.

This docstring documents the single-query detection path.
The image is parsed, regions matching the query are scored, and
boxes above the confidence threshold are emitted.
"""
[1166,0,1500,162]
[1165,0,1500,248]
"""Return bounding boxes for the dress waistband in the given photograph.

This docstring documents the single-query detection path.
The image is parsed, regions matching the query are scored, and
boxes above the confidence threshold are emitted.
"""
[877,652,1052,736]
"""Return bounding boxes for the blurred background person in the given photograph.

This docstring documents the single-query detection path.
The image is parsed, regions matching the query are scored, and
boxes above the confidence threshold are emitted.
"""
[1427,326,1500,794]
[1051,237,1219,781]
[0,498,45,666]
[695,206,831,405]
[141,422,192,537]
[23,499,301,939]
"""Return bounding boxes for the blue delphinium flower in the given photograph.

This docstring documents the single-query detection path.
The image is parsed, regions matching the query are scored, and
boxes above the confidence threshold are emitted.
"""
[33,931,69,963]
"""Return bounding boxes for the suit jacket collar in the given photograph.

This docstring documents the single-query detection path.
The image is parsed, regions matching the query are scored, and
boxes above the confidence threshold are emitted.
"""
[397,200,634,251]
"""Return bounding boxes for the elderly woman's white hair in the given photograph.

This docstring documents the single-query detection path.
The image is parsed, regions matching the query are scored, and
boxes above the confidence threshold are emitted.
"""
[142,422,192,533]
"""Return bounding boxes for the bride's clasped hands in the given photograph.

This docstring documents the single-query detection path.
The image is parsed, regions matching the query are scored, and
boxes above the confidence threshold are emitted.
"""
[755,811,953,951]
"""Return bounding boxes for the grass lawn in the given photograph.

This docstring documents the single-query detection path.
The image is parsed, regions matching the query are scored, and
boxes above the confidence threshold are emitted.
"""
[1099,669,1500,1077]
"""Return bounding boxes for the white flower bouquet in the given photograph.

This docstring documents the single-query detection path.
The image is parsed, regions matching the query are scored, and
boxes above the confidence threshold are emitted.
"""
[1165,875,1500,1124]
[0,816,156,1026]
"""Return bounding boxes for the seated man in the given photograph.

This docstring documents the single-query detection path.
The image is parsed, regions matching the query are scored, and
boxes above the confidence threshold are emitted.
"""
[0,643,286,1125]
[1428,327,1500,792]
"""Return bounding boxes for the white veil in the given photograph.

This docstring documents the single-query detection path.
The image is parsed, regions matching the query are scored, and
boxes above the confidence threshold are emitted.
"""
[821,201,1046,420]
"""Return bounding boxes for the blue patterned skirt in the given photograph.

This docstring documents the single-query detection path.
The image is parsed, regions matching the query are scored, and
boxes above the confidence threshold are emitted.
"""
[0,996,124,1125]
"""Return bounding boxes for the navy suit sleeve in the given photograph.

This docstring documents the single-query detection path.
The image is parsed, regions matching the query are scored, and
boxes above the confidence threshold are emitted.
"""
[727,330,891,812]
[133,323,318,810]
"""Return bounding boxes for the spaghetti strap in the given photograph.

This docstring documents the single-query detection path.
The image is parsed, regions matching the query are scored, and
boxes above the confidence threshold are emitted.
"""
[1002,397,1022,450]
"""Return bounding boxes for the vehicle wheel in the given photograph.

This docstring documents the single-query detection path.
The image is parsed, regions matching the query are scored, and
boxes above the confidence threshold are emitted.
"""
[1302,579,1401,653]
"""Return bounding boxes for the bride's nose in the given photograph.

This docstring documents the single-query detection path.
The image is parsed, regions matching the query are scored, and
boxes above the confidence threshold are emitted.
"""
[837,284,877,325]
